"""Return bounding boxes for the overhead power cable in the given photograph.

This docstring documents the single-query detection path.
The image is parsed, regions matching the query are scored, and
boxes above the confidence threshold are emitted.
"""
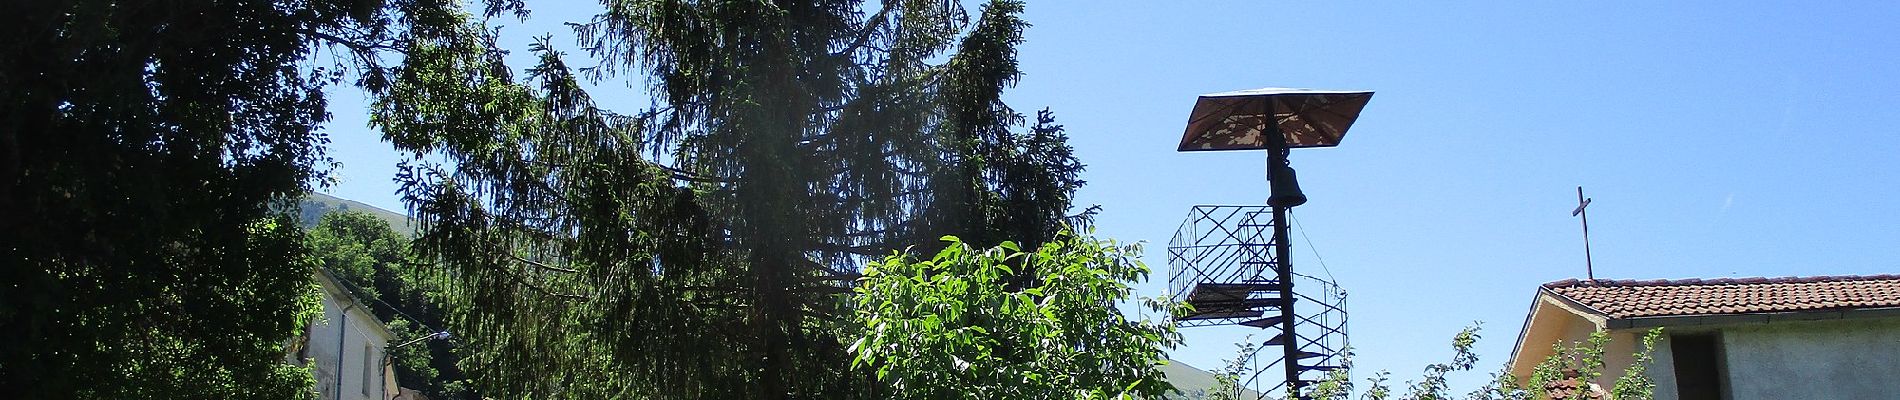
[1288,211,1336,284]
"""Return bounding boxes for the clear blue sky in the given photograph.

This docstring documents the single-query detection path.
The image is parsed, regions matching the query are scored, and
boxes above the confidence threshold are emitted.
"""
[319,1,1900,391]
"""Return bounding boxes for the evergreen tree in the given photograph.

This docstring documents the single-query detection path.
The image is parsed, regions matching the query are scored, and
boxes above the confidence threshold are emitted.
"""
[358,0,1092,398]
[2,0,1108,398]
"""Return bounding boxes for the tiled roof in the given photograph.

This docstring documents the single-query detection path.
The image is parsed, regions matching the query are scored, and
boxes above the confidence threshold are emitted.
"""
[1542,275,1900,319]
[1542,377,1606,400]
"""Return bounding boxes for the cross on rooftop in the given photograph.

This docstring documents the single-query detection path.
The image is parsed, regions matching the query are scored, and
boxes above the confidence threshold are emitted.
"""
[1572,186,1595,280]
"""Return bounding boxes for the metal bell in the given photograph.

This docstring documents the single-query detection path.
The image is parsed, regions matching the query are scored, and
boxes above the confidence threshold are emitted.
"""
[1268,163,1307,208]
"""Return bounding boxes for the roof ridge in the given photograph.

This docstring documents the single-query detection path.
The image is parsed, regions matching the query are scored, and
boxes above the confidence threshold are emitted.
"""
[1540,273,1900,319]
[1542,274,1900,289]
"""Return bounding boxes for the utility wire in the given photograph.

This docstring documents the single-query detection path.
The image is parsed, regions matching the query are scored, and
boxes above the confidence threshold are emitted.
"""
[1287,211,1337,284]
[323,267,446,336]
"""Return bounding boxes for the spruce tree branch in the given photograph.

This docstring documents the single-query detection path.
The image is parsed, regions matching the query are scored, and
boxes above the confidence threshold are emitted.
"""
[804,273,863,282]
[499,265,588,301]
[300,29,400,52]
[509,253,579,273]
[808,241,894,256]
[677,285,750,294]
[797,285,853,295]
[797,258,861,279]
[656,163,736,183]
[834,4,895,57]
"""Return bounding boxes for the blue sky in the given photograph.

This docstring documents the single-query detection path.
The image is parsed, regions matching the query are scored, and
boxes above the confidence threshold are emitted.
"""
[319,1,1900,391]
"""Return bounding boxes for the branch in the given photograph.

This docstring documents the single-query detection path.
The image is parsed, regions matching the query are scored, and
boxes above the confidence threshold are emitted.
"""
[531,152,734,184]
[510,253,579,273]
[656,163,737,183]
[300,29,400,53]
[1064,204,1103,230]
[804,273,863,282]
[808,241,895,256]
[797,285,853,295]
[789,256,855,278]
[499,263,588,301]
[676,285,749,294]
[833,3,895,58]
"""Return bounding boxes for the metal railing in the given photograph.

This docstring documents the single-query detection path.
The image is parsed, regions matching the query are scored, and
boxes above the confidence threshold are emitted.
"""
[1168,205,1350,399]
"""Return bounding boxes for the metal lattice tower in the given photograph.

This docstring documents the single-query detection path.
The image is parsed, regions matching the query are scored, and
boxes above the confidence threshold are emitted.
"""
[1168,206,1348,398]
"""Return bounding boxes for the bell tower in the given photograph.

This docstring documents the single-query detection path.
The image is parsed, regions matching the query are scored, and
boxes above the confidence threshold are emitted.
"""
[1169,88,1373,399]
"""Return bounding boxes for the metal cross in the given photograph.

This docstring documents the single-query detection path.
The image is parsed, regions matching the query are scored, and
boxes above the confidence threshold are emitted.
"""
[1571,186,1594,280]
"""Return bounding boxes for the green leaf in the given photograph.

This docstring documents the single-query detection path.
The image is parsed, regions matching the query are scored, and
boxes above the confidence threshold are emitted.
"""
[848,232,1181,398]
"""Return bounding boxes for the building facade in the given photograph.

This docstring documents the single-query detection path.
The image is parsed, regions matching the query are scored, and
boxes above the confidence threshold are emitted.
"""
[1508,275,1900,400]
[301,270,399,400]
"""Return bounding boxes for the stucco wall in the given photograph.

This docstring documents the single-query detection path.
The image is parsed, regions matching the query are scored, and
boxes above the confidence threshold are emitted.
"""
[1544,324,1650,392]
[1511,295,1609,382]
[309,298,340,400]
[1642,334,1679,400]
[1597,330,1642,390]
[1622,316,1900,400]
[308,277,394,400]
[1535,314,1900,400]
[1719,317,1900,399]
[1513,292,1900,400]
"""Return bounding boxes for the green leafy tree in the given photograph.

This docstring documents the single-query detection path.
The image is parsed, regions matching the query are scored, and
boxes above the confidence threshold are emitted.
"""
[0,0,393,397]
[1403,326,1483,400]
[849,234,1179,399]
[1312,326,1664,400]
[1202,337,1265,400]
[1608,332,1661,400]
[308,211,410,296]
[1515,328,1663,400]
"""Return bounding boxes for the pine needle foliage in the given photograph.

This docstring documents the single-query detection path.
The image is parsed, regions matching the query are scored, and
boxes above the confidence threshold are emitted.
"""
[342,0,1090,398]
[3,0,1113,397]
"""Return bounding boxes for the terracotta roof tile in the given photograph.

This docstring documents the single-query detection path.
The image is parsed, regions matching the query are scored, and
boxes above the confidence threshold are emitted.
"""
[1542,377,1606,400]
[1542,274,1900,319]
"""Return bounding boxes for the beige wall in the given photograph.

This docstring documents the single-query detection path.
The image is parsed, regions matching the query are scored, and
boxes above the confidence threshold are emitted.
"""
[1596,329,1645,391]
[1523,319,1643,390]
[1510,294,1607,382]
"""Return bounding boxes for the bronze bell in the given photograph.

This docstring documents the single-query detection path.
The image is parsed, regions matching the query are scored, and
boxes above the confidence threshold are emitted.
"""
[1268,163,1307,208]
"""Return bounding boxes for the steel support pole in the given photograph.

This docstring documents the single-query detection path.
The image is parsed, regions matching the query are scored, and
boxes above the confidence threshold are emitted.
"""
[1269,150,1302,399]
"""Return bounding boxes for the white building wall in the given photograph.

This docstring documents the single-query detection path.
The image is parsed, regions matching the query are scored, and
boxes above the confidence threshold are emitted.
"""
[307,275,395,400]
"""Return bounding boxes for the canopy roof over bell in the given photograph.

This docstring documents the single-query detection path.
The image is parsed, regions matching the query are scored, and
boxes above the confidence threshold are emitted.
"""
[1178,88,1375,152]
